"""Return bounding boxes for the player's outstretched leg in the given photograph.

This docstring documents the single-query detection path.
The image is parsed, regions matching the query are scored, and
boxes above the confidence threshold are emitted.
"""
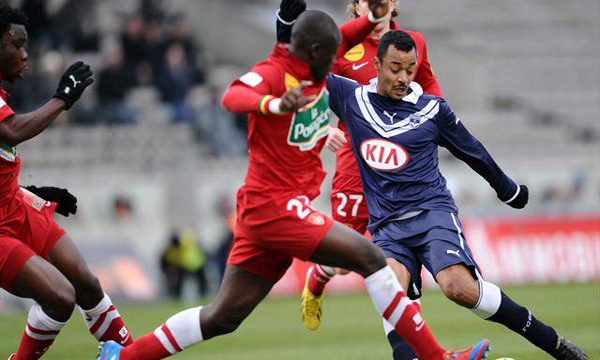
[97,265,276,360]
[9,255,76,360]
[309,222,489,360]
[46,235,133,346]
[436,265,588,360]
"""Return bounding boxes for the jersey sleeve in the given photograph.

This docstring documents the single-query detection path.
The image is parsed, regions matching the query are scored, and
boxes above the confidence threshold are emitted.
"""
[412,32,443,97]
[326,74,359,120]
[0,96,15,123]
[221,63,279,114]
[338,15,377,58]
[435,100,518,202]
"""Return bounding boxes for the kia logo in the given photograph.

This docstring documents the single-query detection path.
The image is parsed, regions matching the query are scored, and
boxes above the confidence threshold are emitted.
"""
[360,138,409,171]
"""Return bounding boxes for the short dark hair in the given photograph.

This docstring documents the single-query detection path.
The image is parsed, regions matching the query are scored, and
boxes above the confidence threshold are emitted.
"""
[377,30,415,60]
[0,2,28,38]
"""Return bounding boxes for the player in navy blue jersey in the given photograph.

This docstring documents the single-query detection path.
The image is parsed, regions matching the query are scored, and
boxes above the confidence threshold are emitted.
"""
[326,30,588,360]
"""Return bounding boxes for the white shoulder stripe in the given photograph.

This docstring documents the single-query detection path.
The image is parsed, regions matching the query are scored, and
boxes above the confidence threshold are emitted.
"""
[354,86,439,138]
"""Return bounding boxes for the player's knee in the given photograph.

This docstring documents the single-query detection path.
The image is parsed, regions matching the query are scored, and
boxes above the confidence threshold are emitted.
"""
[43,280,76,320]
[77,269,102,294]
[353,240,387,276]
[439,277,477,307]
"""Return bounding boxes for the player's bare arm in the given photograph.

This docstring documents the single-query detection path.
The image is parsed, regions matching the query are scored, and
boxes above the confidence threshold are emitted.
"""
[0,61,93,146]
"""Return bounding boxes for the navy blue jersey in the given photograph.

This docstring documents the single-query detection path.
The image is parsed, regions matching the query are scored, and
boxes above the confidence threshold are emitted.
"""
[326,74,518,233]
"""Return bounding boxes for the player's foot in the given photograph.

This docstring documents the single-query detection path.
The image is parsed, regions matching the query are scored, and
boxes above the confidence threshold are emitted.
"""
[443,338,490,360]
[300,270,323,331]
[7,353,15,360]
[96,340,123,360]
[551,336,588,360]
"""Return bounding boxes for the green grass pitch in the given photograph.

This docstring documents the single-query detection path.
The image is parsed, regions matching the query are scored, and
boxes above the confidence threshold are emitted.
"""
[1,282,598,359]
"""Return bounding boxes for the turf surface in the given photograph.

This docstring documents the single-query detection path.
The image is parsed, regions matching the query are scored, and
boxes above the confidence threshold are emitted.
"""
[1,282,598,359]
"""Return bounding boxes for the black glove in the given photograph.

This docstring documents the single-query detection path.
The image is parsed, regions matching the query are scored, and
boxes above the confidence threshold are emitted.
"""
[53,61,94,110]
[505,185,528,209]
[25,186,78,217]
[276,0,306,43]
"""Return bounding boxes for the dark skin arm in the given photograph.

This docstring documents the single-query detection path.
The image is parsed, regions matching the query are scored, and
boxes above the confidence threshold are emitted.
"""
[0,98,66,147]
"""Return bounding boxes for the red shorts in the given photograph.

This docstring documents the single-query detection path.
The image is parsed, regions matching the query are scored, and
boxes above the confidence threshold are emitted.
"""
[331,174,369,235]
[0,189,65,291]
[228,190,334,281]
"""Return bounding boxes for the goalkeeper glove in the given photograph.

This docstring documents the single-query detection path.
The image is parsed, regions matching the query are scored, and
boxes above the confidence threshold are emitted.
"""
[25,186,78,217]
[505,185,528,209]
[53,61,94,110]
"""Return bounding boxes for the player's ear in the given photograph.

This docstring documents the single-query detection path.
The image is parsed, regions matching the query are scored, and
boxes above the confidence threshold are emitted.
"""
[373,56,381,71]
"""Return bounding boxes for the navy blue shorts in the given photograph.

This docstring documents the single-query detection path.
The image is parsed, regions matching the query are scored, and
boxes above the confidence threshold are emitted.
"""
[372,210,481,299]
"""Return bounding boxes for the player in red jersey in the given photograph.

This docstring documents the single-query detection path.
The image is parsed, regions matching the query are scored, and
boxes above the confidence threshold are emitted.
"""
[97,6,489,360]
[276,1,443,357]
[277,1,459,359]
[0,5,133,359]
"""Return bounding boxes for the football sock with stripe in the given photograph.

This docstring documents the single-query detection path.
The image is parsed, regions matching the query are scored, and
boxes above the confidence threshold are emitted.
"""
[79,292,133,345]
[307,264,336,296]
[383,300,420,360]
[365,266,444,359]
[120,306,203,359]
[15,303,67,360]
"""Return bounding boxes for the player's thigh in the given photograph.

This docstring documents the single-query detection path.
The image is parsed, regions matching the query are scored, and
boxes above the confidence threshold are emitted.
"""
[309,221,386,277]
[386,257,411,290]
[202,264,276,339]
[45,233,99,290]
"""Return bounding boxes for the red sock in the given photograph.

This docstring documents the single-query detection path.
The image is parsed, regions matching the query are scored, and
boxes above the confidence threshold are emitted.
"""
[307,264,335,296]
[80,293,133,345]
[120,332,173,360]
[120,306,203,360]
[15,304,66,360]
[384,293,444,359]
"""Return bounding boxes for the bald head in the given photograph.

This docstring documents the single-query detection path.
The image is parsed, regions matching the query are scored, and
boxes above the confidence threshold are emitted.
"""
[290,10,340,81]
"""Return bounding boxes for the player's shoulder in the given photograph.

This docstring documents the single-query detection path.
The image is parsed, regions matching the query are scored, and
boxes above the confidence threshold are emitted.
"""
[327,73,361,93]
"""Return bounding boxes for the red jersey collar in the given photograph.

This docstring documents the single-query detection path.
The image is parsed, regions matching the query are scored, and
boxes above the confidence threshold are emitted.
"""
[271,44,321,84]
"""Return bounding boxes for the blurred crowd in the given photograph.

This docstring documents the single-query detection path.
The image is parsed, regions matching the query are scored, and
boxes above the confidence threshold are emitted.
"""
[6,0,228,127]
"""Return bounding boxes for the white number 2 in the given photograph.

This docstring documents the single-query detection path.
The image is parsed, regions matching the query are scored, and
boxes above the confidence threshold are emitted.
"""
[287,197,311,220]
[335,193,363,217]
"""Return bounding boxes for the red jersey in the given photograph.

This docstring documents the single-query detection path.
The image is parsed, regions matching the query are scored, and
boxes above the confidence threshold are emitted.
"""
[222,45,331,204]
[0,88,19,203]
[332,21,442,177]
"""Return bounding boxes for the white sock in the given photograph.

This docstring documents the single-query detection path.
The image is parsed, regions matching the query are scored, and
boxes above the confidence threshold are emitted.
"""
[471,280,502,319]
[26,303,67,341]
[154,306,203,354]
[364,266,410,325]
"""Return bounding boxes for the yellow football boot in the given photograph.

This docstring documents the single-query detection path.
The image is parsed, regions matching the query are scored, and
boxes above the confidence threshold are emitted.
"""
[300,278,323,331]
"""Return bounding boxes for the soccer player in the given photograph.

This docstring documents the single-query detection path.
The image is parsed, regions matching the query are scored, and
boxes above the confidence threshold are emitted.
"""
[0,5,133,359]
[325,29,589,360]
[277,1,440,357]
[97,7,490,360]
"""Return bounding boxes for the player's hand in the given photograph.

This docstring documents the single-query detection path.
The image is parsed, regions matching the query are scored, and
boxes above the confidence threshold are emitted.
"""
[368,0,390,20]
[505,185,528,209]
[53,61,94,110]
[326,127,347,152]
[279,0,306,23]
[25,186,78,217]
[279,81,317,113]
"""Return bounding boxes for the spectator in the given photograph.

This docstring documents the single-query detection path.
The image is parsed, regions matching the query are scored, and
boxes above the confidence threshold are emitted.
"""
[96,45,136,124]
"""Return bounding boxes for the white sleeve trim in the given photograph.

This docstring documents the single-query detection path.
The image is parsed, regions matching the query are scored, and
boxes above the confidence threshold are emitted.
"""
[277,10,296,26]
[503,185,520,203]
[269,98,284,114]
[368,11,387,24]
